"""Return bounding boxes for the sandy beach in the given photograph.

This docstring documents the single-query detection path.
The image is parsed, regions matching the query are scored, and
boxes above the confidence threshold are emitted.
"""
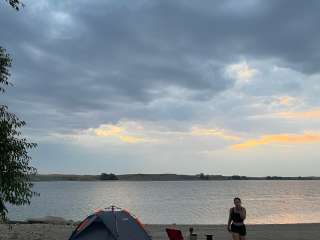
[0,223,319,240]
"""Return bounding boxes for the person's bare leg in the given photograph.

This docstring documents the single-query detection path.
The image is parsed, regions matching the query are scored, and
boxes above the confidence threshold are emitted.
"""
[232,233,240,240]
[239,235,246,240]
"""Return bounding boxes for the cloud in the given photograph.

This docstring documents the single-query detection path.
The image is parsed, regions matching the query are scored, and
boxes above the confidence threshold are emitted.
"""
[92,123,144,143]
[274,96,297,106]
[53,122,146,144]
[117,135,144,143]
[276,109,320,119]
[2,0,320,113]
[0,0,319,137]
[225,61,257,83]
[191,126,241,141]
[232,132,320,149]
[44,120,243,148]
[94,125,124,137]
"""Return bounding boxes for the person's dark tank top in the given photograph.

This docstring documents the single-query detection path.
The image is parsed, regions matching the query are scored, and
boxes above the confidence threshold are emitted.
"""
[231,208,243,223]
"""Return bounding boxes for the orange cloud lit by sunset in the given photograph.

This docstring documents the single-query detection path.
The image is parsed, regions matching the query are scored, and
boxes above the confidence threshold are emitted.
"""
[94,124,144,143]
[191,127,241,141]
[276,109,320,119]
[232,132,320,150]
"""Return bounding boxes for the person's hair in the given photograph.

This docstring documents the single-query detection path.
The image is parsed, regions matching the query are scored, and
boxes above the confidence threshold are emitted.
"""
[234,197,241,202]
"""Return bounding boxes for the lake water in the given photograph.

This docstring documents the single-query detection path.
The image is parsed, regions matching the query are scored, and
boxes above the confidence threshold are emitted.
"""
[7,180,320,224]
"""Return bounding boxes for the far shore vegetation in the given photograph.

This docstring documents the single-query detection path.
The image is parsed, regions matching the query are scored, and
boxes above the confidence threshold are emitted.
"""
[30,173,320,182]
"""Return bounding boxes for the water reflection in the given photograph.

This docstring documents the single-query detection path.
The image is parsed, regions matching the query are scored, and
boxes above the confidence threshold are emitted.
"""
[7,180,320,224]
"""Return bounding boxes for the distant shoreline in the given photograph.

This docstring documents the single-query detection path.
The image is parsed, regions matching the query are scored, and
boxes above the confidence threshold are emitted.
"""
[31,173,320,181]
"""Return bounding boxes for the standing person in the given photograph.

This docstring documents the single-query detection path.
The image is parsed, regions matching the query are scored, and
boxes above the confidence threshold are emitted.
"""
[227,197,246,240]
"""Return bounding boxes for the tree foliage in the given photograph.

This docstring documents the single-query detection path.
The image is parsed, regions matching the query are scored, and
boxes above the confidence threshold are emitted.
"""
[4,0,24,11]
[100,173,119,181]
[0,47,13,93]
[199,173,210,180]
[0,47,37,222]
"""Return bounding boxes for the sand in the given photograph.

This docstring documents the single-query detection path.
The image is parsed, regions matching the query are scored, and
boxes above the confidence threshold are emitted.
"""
[0,223,319,240]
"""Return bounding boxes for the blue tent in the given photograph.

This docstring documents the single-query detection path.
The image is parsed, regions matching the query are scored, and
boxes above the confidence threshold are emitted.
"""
[69,206,151,240]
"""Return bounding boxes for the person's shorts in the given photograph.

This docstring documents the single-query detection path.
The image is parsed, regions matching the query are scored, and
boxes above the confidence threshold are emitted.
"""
[231,223,246,236]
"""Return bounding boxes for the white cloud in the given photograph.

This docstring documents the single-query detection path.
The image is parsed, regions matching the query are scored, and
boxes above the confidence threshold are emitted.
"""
[191,126,241,141]
[225,61,257,83]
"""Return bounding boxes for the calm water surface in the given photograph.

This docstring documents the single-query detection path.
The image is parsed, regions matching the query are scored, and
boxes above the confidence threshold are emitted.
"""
[7,180,320,224]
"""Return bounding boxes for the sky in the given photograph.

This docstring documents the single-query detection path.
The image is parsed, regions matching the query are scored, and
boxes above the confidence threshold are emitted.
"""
[1,0,320,176]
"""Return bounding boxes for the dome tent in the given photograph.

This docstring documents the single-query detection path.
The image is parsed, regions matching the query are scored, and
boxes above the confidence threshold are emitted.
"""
[69,206,151,240]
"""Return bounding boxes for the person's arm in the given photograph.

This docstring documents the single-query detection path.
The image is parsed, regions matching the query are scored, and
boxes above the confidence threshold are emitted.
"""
[227,208,232,231]
[240,207,246,220]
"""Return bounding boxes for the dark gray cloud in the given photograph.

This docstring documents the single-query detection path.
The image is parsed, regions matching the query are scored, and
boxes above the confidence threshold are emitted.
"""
[1,0,320,132]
